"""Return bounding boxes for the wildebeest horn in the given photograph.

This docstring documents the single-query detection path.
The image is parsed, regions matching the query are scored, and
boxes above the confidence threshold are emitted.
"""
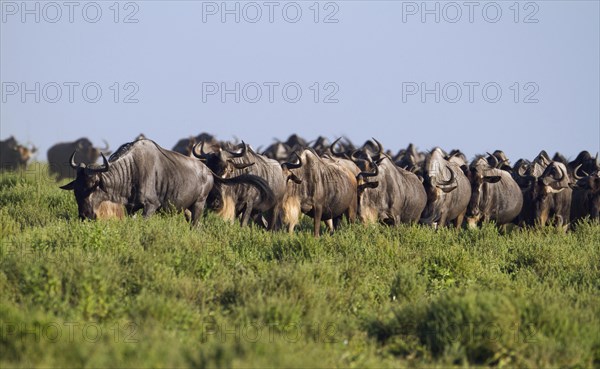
[69,151,78,169]
[226,141,247,158]
[330,137,344,156]
[357,155,379,179]
[372,138,383,157]
[192,142,209,160]
[486,152,500,168]
[437,165,455,186]
[516,162,528,177]
[350,150,362,162]
[100,139,109,152]
[555,165,565,182]
[282,152,302,170]
[97,153,109,172]
[573,164,585,180]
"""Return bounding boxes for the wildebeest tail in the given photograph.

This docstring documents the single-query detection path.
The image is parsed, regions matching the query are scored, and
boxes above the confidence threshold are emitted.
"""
[214,173,276,209]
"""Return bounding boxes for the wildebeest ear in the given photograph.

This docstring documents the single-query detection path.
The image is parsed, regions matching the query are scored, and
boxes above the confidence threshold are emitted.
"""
[60,181,75,190]
[484,175,502,183]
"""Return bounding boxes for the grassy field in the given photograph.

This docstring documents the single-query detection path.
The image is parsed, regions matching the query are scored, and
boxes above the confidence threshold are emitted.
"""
[1,165,599,368]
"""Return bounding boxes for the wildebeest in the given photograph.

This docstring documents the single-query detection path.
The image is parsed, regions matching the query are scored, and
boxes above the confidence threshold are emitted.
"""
[281,148,357,236]
[193,141,284,229]
[420,148,471,228]
[0,136,37,171]
[570,152,600,222]
[464,155,523,228]
[515,158,573,229]
[60,139,274,225]
[47,138,109,181]
[353,152,426,225]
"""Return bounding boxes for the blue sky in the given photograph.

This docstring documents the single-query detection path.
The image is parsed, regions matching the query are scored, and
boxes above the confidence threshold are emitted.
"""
[1,1,599,162]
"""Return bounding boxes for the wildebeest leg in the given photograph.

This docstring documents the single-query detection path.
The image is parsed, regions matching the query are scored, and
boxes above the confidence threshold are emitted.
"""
[266,206,280,231]
[454,210,466,229]
[325,219,334,234]
[189,200,206,226]
[240,201,254,227]
[313,206,323,237]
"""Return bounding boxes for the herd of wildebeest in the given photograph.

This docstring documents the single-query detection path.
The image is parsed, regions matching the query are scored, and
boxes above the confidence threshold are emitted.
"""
[1,133,599,235]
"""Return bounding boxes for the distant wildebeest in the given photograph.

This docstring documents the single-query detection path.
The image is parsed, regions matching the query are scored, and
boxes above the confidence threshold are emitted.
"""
[193,141,284,229]
[47,138,109,181]
[420,148,471,228]
[60,139,274,224]
[464,155,523,228]
[0,136,37,171]
[280,148,358,236]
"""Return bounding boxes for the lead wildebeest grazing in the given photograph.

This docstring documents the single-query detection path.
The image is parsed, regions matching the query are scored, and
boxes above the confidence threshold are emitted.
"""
[464,155,523,228]
[60,139,274,224]
[281,148,358,236]
[420,148,471,228]
[48,138,109,181]
[193,141,284,229]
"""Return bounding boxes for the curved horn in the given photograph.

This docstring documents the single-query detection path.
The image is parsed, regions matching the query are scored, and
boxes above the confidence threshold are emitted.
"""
[372,138,383,157]
[357,158,379,179]
[573,163,585,180]
[192,141,210,160]
[69,151,78,169]
[555,165,565,182]
[330,137,344,156]
[282,152,302,170]
[86,153,109,174]
[487,152,500,168]
[350,150,362,162]
[98,153,109,172]
[516,161,528,178]
[437,165,455,186]
[225,141,247,158]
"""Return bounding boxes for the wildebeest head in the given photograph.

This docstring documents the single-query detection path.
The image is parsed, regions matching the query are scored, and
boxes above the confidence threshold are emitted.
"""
[422,148,458,200]
[281,152,303,184]
[537,161,571,196]
[465,156,502,220]
[192,141,254,177]
[354,154,379,194]
[59,151,110,220]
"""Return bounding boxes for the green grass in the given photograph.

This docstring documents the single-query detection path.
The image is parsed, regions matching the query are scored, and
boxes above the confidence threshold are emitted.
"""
[1,165,599,368]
